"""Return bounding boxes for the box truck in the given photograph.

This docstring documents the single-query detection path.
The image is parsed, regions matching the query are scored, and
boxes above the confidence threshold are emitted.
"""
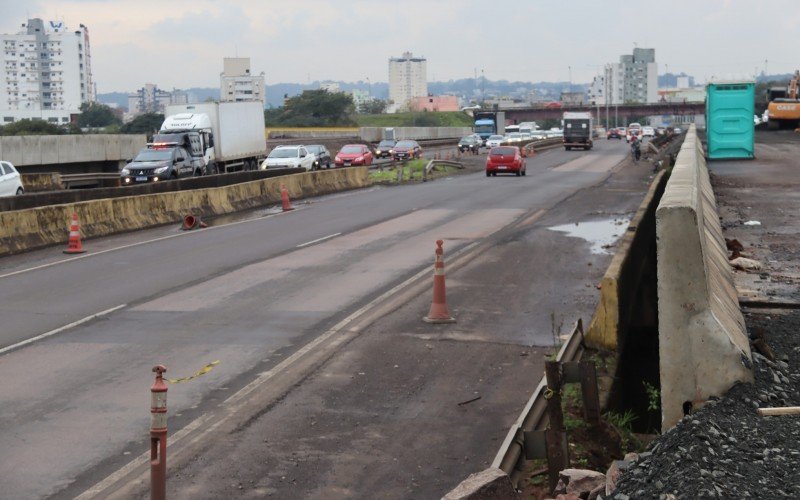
[562,111,593,150]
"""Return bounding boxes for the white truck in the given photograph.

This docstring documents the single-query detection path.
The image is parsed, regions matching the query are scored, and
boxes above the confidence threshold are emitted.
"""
[162,101,267,174]
[562,111,593,150]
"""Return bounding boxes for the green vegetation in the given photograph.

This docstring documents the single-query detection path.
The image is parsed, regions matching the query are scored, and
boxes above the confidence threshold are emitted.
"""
[0,119,80,136]
[355,111,473,127]
[120,113,165,136]
[604,410,638,432]
[76,102,121,128]
[643,381,660,412]
[369,159,429,183]
[358,99,387,115]
[264,90,356,127]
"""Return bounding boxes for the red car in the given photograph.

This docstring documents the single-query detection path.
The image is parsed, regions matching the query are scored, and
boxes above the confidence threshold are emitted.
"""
[334,144,373,167]
[607,128,622,139]
[392,140,422,160]
[485,146,526,177]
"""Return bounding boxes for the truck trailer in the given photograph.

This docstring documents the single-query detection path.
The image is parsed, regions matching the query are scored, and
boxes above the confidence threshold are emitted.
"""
[163,101,267,174]
[473,111,506,144]
[562,111,593,150]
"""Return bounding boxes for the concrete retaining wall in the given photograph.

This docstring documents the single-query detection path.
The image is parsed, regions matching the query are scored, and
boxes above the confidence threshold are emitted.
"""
[0,134,146,167]
[656,125,752,429]
[0,167,370,257]
[359,127,472,142]
[21,173,62,192]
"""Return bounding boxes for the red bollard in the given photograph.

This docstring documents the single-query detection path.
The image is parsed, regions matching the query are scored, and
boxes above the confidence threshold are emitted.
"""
[150,365,168,500]
[424,240,456,323]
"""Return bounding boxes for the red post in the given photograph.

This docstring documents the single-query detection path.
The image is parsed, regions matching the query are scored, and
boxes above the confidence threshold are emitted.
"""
[150,365,168,500]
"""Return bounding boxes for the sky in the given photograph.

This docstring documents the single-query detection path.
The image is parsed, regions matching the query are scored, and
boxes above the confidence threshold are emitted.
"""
[1,0,797,93]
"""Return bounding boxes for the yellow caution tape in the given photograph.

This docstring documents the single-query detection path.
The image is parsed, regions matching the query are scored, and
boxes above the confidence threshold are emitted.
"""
[167,360,220,384]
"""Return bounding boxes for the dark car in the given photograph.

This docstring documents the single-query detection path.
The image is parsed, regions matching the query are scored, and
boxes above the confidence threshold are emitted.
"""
[606,128,622,140]
[306,144,332,169]
[392,140,422,160]
[374,139,396,159]
[121,146,199,184]
[458,135,481,154]
[485,146,526,177]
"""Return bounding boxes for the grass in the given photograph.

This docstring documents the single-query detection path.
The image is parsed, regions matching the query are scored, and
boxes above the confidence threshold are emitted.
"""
[355,111,474,127]
[368,159,432,183]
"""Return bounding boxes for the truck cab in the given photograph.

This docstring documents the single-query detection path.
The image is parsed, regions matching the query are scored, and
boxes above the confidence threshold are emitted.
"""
[160,114,216,174]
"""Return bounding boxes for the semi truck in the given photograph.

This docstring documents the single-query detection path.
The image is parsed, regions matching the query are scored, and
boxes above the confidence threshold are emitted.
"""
[162,101,267,174]
[562,111,593,150]
[473,111,505,144]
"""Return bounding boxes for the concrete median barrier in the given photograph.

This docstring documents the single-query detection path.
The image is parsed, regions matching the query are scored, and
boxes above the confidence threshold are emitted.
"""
[0,167,370,257]
[656,125,753,429]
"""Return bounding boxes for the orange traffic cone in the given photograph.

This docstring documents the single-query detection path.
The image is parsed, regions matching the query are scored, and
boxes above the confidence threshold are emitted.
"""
[181,214,208,230]
[63,212,86,254]
[423,239,456,323]
[280,184,294,212]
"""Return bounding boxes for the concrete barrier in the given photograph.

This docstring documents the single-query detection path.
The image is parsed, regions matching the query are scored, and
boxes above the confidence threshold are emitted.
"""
[0,134,145,168]
[656,125,752,429]
[359,127,473,142]
[0,167,370,257]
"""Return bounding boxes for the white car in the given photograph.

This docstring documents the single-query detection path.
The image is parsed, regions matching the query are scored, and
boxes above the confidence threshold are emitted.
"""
[260,146,316,171]
[642,126,655,137]
[673,127,683,135]
[0,161,24,197]
[486,135,505,148]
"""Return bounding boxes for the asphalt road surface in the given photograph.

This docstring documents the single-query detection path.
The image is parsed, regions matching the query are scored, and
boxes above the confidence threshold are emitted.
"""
[0,138,645,498]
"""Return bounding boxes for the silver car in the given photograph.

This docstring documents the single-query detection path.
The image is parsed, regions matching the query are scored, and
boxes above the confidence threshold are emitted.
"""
[0,161,24,197]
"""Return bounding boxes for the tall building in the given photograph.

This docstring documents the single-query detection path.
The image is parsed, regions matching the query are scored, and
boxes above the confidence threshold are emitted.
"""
[220,57,264,103]
[0,18,94,125]
[319,81,341,93]
[388,51,427,112]
[587,48,657,105]
[125,85,189,120]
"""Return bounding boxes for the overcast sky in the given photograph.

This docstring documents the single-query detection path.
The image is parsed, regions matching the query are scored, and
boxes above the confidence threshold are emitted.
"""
[1,0,796,92]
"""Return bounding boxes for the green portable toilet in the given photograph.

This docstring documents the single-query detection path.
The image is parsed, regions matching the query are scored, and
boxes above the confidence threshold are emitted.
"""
[706,79,755,159]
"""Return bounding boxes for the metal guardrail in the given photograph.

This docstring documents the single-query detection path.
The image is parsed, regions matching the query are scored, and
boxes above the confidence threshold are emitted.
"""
[491,319,585,485]
[60,173,121,189]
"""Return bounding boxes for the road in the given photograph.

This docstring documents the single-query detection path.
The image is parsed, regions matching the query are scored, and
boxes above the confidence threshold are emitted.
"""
[0,138,639,498]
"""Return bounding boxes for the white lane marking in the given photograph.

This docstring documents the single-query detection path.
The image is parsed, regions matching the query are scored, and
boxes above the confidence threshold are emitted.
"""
[0,304,127,356]
[0,208,298,281]
[78,239,479,498]
[295,232,341,248]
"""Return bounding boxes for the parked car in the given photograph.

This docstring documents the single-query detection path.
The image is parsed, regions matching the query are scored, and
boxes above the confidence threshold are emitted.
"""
[0,161,24,196]
[335,144,373,167]
[121,146,200,184]
[392,140,422,160]
[486,135,505,148]
[305,144,331,169]
[606,128,623,139]
[458,135,481,153]
[374,139,396,159]
[642,126,655,137]
[485,146,526,177]
[260,145,316,171]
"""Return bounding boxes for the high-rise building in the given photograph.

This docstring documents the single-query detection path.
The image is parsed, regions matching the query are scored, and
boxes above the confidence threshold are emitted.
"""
[588,48,657,105]
[0,18,94,125]
[319,81,341,93]
[388,51,427,112]
[220,57,264,103]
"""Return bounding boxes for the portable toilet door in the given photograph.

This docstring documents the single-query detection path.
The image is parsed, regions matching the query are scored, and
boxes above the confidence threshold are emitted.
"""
[706,81,755,160]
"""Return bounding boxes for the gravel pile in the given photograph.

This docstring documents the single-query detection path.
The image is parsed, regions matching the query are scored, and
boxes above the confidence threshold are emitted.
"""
[610,310,800,499]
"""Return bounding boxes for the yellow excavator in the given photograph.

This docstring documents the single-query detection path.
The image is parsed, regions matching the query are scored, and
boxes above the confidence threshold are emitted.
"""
[766,70,800,130]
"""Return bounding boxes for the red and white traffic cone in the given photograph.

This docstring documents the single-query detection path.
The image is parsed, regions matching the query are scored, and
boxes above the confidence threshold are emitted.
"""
[181,214,207,230]
[280,184,294,212]
[63,212,86,254]
[424,239,456,324]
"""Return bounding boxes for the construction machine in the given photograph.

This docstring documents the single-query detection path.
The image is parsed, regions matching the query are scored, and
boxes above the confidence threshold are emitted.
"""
[766,70,800,130]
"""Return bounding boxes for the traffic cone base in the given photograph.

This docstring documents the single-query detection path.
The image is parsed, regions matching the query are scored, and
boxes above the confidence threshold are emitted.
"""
[63,212,86,254]
[280,184,294,212]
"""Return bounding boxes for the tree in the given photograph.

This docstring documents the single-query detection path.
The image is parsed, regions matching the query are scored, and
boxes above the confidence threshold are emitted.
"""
[0,119,65,136]
[120,113,164,136]
[277,90,356,126]
[358,99,387,115]
[76,102,121,128]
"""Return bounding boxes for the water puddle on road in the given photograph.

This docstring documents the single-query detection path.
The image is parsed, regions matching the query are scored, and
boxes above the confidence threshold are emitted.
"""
[548,218,630,254]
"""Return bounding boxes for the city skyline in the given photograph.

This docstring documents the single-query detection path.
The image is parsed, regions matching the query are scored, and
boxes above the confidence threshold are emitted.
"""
[0,0,795,93]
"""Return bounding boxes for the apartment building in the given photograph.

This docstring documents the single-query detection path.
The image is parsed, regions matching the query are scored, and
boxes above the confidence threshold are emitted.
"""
[588,48,658,105]
[388,51,427,112]
[0,18,94,125]
[220,57,264,103]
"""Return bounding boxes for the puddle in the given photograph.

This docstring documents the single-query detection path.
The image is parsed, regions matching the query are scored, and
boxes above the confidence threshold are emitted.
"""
[203,206,285,227]
[548,218,630,254]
